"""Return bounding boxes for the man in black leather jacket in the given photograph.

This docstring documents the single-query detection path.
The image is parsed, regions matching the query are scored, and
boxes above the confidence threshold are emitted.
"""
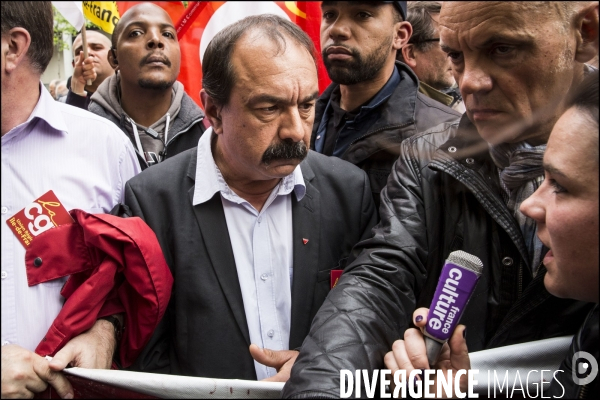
[283,2,599,397]
[313,1,460,208]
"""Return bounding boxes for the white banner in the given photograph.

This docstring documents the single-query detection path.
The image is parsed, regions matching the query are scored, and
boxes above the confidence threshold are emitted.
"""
[470,335,573,396]
[62,336,573,398]
[64,367,284,399]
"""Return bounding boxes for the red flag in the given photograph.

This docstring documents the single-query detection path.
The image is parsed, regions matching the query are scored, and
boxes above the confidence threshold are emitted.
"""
[293,2,331,94]
[115,1,330,108]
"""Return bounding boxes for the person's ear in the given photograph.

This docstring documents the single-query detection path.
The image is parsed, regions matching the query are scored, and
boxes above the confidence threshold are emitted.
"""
[200,90,224,134]
[3,27,31,74]
[393,21,412,51]
[574,3,599,63]
[400,44,418,69]
[108,48,119,70]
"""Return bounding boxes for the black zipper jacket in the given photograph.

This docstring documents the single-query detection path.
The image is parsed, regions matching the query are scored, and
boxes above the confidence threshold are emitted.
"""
[89,89,205,170]
[283,115,592,399]
[311,61,461,209]
[548,305,599,399]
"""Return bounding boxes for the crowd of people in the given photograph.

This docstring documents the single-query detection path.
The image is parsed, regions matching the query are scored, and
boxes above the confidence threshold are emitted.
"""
[1,1,598,399]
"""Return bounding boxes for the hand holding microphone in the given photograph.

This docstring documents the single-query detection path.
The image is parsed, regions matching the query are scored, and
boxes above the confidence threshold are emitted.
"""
[384,309,471,398]
[423,250,483,366]
[384,251,481,397]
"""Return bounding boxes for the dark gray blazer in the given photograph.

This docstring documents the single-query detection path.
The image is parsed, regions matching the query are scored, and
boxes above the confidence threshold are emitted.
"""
[124,148,377,380]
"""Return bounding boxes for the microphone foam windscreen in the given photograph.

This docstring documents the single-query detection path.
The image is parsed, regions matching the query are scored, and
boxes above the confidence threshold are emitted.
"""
[447,250,483,276]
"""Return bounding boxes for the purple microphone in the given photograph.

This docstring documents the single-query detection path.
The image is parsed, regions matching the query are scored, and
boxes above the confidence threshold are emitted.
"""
[423,250,483,366]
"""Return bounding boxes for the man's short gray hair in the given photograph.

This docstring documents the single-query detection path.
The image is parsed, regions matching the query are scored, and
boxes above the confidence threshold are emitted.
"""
[397,1,441,62]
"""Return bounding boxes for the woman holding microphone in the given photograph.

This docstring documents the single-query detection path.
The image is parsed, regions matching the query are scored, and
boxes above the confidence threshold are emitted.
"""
[385,70,599,399]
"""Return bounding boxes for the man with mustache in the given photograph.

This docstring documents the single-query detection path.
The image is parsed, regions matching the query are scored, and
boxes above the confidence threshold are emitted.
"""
[121,14,377,382]
[88,3,207,170]
[313,1,460,208]
[283,1,598,397]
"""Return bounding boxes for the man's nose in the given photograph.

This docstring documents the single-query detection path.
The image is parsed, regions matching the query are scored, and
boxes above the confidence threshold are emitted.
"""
[327,16,351,42]
[86,47,98,58]
[459,62,493,96]
[147,31,165,50]
[279,108,307,143]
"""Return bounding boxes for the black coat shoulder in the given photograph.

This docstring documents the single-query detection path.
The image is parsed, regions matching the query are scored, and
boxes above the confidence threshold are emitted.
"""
[127,147,196,191]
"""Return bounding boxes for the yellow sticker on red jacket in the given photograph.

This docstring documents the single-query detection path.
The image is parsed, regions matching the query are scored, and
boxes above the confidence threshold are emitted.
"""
[6,190,73,248]
[331,269,343,289]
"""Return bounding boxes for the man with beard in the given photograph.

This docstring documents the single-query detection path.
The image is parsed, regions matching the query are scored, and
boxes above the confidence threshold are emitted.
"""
[121,15,377,382]
[88,3,206,170]
[313,1,460,208]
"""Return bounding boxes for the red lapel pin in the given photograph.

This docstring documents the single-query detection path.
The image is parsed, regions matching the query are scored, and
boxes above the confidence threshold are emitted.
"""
[302,238,309,245]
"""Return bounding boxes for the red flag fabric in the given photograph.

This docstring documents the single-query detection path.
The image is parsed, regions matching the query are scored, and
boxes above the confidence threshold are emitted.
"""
[115,1,330,108]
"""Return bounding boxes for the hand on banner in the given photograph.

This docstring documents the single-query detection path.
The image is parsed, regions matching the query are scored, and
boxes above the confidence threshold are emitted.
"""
[249,344,299,382]
[71,54,97,96]
[1,344,73,399]
[384,308,471,398]
[49,318,117,372]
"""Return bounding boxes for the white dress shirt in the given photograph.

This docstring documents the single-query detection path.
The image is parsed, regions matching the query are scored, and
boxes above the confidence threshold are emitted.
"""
[192,128,305,380]
[1,83,141,352]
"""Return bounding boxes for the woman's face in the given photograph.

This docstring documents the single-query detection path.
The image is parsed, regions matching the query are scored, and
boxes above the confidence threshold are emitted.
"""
[520,107,599,303]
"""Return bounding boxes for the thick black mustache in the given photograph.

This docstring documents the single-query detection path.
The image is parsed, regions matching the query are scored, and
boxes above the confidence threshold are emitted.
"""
[140,53,172,67]
[262,139,308,165]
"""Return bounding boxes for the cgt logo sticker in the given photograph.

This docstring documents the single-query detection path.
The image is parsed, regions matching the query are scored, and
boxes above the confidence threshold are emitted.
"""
[6,190,73,248]
[573,351,598,386]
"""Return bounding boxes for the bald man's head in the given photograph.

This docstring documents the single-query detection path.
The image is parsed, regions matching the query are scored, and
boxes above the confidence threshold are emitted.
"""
[108,2,180,92]
[112,3,173,49]
[439,1,598,145]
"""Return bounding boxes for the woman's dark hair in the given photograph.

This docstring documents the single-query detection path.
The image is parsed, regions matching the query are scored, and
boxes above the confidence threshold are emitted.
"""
[566,70,599,125]
[202,14,317,107]
[565,70,599,161]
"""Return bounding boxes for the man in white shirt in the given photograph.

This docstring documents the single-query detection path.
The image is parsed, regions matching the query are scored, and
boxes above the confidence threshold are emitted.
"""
[123,14,377,381]
[1,2,140,398]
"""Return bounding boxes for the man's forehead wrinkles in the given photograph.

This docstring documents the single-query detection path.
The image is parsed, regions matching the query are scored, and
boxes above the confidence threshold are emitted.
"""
[442,16,520,33]
[441,2,501,25]
[440,2,535,33]
[440,17,531,51]
[247,91,318,106]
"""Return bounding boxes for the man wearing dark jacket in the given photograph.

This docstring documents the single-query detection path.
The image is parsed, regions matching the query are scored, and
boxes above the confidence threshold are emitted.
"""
[88,3,206,170]
[125,15,377,382]
[313,1,460,207]
[283,2,598,397]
